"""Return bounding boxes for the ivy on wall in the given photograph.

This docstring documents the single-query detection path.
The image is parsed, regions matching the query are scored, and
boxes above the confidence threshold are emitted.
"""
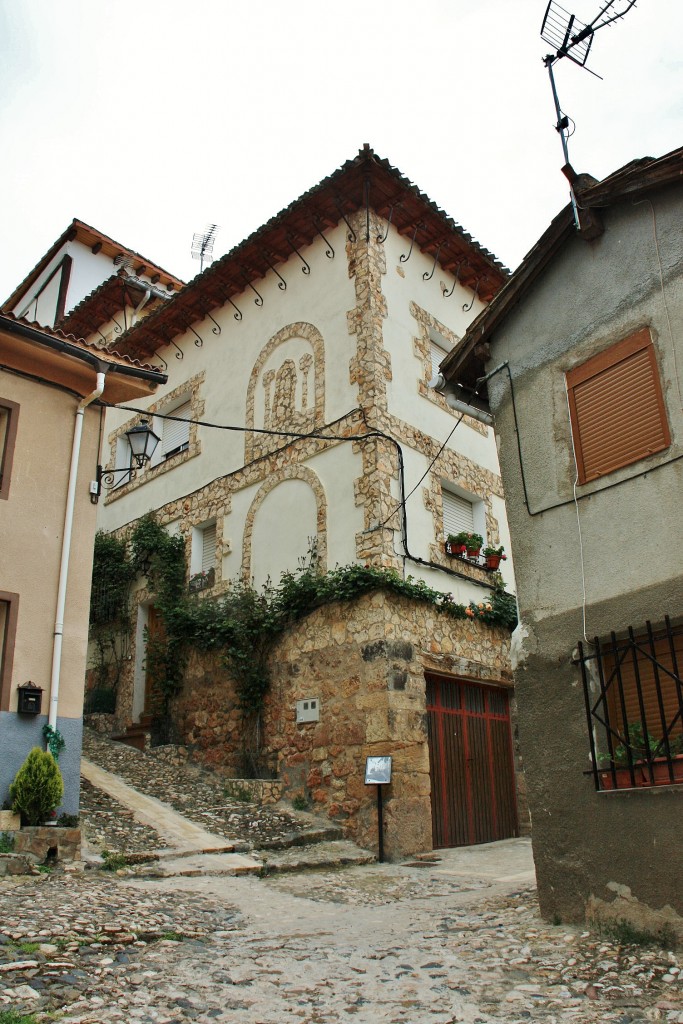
[91,514,517,724]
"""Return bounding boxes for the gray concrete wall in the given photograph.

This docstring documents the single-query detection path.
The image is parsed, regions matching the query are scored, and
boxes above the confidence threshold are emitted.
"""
[0,712,83,816]
[485,181,683,927]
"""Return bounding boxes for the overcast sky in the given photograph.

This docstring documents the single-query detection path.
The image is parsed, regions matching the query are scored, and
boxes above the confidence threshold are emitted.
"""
[1,0,680,302]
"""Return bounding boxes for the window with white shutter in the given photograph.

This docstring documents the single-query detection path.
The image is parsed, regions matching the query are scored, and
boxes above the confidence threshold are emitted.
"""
[162,400,191,459]
[201,522,217,573]
[442,488,474,540]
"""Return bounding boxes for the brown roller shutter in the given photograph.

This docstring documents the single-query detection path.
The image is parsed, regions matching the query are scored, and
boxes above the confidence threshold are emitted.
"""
[605,627,683,745]
[567,328,670,484]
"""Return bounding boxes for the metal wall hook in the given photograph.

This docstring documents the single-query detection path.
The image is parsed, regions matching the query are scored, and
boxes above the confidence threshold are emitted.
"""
[96,327,109,345]
[205,311,222,335]
[377,202,401,244]
[111,314,123,334]
[227,297,243,321]
[152,349,168,370]
[462,278,481,313]
[313,217,335,259]
[240,270,264,306]
[443,261,467,299]
[188,324,204,347]
[168,339,184,360]
[423,243,444,282]
[264,254,287,290]
[399,222,424,264]
[286,235,311,275]
[334,198,357,242]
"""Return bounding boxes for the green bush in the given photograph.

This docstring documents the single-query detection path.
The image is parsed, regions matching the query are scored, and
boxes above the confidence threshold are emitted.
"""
[0,1012,41,1024]
[9,747,64,825]
[0,831,15,853]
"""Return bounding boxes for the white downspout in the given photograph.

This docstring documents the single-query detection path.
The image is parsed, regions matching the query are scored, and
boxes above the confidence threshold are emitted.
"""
[48,371,106,729]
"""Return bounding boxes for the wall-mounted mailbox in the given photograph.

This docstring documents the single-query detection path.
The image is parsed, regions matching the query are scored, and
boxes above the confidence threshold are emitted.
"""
[296,698,320,724]
[17,682,43,716]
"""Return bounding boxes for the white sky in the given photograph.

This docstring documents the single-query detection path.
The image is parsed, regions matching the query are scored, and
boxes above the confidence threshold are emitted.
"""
[0,0,680,301]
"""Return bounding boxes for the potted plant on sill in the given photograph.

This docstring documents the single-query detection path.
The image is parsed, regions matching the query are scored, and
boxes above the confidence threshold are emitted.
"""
[445,532,469,556]
[464,532,484,558]
[483,545,507,570]
[598,723,683,789]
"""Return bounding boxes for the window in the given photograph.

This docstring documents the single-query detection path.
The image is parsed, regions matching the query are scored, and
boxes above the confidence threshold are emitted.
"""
[0,593,19,712]
[429,328,452,381]
[578,618,683,790]
[200,522,217,574]
[442,486,480,541]
[161,399,191,459]
[0,399,19,501]
[190,520,217,591]
[566,328,670,484]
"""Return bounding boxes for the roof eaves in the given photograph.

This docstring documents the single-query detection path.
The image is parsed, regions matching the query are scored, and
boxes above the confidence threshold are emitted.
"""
[0,311,166,377]
[116,145,510,358]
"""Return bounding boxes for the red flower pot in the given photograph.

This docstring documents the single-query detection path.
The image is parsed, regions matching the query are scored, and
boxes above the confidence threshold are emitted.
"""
[486,554,502,570]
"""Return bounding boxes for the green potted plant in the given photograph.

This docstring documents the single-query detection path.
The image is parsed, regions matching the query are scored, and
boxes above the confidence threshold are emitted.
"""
[464,532,484,557]
[9,747,64,825]
[483,545,507,570]
[445,531,470,555]
[598,722,683,789]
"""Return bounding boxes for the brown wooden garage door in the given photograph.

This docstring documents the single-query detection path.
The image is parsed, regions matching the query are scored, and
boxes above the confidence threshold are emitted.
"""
[426,673,519,848]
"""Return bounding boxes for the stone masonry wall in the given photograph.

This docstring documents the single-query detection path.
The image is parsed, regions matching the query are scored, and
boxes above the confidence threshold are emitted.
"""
[169,590,523,860]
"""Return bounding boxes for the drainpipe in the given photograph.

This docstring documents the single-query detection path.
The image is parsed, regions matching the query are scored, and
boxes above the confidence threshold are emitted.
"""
[48,369,106,730]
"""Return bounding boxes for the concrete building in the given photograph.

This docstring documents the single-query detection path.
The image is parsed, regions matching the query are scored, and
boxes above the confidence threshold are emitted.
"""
[0,313,165,814]
[439,146,683,929]
[6,146,525,856]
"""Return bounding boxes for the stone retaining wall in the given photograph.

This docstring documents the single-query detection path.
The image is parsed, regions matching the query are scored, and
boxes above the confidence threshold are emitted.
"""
[170,591,525,860]
[13,826,82,864]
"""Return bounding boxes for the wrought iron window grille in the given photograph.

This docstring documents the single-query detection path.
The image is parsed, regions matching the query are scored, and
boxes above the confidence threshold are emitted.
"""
[576,617,683,791]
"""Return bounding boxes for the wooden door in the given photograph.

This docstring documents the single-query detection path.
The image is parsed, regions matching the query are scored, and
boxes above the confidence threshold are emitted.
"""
[426,673,518,848]
[144,605,165,718]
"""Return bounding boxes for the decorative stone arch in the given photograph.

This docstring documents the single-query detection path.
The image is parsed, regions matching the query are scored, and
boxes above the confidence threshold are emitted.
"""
[245,322,326,461]
[241,464,328,581]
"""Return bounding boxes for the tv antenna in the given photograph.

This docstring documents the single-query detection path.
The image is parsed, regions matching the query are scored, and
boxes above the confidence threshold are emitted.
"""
[191,223,219,272]
[540,1,637,223]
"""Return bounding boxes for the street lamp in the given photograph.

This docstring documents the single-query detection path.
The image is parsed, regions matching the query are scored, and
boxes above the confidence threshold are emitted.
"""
[92,419,160,503]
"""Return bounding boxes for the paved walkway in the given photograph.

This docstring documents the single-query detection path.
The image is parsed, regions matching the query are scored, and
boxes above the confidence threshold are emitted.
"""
[81,759,262,873]
[2,840,681,1023]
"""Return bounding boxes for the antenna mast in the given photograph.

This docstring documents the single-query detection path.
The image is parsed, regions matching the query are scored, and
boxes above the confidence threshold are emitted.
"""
[540,0,638,225]
[191,223,219,273]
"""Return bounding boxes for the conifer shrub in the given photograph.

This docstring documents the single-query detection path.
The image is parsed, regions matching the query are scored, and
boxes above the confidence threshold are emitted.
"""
[9,747,64,825]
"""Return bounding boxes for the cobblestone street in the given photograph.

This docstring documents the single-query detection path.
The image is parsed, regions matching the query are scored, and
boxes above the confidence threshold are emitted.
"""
[1,839,682,1024]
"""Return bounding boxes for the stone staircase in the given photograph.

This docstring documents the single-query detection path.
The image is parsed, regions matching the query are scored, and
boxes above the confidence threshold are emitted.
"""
[79,728,374,878]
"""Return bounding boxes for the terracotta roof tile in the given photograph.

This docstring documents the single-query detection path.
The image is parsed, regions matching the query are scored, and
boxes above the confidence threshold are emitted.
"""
[114,145,510,360]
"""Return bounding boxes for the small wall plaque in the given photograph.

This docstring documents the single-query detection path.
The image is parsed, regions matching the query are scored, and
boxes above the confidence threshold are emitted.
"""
[365,755,392,785]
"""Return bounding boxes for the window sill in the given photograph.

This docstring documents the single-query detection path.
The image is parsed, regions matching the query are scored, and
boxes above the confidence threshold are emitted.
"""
[593,756,683,791]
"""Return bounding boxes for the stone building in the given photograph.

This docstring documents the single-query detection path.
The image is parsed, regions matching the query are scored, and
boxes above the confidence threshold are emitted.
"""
[6,146,525,857]
[439,146,683,924]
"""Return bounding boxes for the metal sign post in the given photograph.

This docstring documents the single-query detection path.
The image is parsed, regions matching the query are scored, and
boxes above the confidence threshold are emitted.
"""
[364,756,392,863]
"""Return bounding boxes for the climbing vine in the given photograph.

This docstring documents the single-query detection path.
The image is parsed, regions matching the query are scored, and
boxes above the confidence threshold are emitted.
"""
[90,514,517,745]
[88,531,137,712]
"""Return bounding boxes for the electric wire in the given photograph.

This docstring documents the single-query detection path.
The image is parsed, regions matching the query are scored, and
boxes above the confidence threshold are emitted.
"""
[375,408,467,530]
[101,400,499,591]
